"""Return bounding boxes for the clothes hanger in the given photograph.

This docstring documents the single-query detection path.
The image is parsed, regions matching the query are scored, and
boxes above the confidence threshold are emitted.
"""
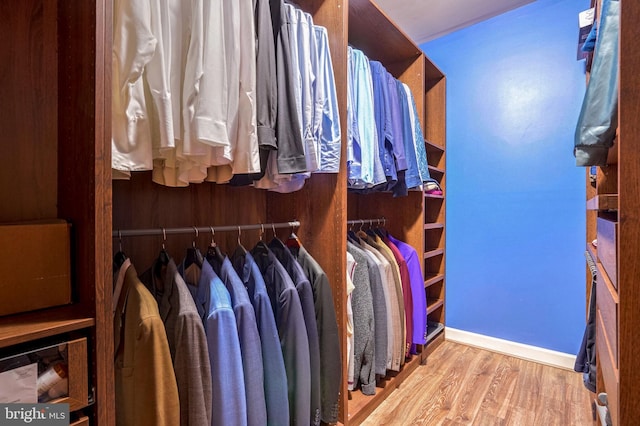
[375,218,388,238]
[356,219,369,240]
[268,223,289,251]
[286,222,302,249]
[113,230,128,271]
[153,228,171,288]
[365,219,378,238]
[184,226,204,269]
[234,226,249,257]
[205,226,226,264]
[347,221,360,244]
[254,224,272,253]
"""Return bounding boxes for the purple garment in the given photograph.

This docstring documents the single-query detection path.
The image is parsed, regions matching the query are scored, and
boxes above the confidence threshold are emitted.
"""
[387,234,427,352]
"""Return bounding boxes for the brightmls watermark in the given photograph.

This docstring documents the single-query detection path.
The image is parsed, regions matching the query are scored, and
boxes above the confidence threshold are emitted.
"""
[0,404,68,425]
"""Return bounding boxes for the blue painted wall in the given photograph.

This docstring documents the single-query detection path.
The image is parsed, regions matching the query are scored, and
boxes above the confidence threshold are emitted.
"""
[421,0,588,353]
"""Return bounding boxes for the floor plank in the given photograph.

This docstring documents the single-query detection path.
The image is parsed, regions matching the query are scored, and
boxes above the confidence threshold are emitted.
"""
[361,341,596,426]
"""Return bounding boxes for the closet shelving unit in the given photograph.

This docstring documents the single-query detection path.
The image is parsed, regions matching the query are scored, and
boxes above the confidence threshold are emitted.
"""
[0,0,112,425]
[585,0,640,425]
[423,57,447,347]
[344,0,447,424]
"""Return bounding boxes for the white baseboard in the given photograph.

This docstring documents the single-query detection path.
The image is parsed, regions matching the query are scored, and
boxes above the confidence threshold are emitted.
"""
[445,327,577,371]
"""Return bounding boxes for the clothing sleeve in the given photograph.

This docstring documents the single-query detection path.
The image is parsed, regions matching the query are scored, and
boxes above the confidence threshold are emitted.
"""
[353,50,385,187]
[193,1,229,147]
[314,26,341,173]
[404,83,434,184]
[133,317,180,426]
[111,0,156,172]
[145,0,175,157]
[273,0,307,174]
[346,47,361,186]
[231,0,260,174]
[253,291,290,425]
[255,0,278,149]
[207,308,248,426]
[173,313,213,426]
[280,287,311,425]
[235,303,268,426]
[310,267,341,423]
[386,72,407,172]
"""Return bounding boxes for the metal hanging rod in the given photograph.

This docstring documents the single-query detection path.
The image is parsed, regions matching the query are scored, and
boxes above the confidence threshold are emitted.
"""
[112,221,300,238]
[346,217,386,226]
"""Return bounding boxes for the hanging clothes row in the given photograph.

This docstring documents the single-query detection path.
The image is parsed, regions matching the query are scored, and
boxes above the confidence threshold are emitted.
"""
[112,0,340,190]
[346,47,441,196]
[113,223,341,426]
[345,220,426,396]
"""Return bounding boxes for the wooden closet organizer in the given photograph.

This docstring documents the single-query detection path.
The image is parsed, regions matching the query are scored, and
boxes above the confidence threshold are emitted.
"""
[585,0,640,424]
[1,0,446,424]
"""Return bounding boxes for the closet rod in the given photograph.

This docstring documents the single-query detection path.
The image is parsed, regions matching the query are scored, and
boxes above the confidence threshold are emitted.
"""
[112,221,300,238]
[346,218,386,226]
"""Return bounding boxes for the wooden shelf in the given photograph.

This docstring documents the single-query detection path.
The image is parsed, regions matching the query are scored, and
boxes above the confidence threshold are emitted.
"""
[425,140,445,153]
[348,351,424,425]
[427,298,444,312]
[424,193,444,199]
[428,165,445,175]
[586,194,618,211]
[426,322,444,343]
[0,306,94,349]
[424,274,445,288]
[424,223,444,230]
[424,248,444,259]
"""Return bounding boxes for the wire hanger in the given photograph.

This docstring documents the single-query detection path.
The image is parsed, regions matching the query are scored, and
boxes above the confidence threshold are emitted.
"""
[184,226,204,269]
[206,225,226,265]
[113,230,128,270]
[286,221,302,249]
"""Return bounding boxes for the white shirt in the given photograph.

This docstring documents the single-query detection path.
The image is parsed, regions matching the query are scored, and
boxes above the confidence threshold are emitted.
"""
[112,0,156,174]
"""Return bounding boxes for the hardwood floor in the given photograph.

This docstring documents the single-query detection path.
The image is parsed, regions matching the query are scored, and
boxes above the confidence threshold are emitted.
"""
[361,341,596,425]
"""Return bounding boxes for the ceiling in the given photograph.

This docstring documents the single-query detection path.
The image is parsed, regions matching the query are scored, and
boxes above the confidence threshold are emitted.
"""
[374,0,535,44]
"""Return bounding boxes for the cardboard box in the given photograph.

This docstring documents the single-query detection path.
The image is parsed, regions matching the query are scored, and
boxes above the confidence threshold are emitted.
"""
[0,220,72,317]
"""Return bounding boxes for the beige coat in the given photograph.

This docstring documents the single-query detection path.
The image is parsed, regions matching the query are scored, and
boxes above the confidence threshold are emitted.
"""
[114,263,180,426]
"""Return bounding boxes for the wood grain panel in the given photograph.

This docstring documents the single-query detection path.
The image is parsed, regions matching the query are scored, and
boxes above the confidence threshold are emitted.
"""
[596,263,618,366]
[94,0,115,422]
[348,0,420,66]
[53,337,89,411]
[0,0,58,222]
[425,77,447,149]
[113,175,268,269]
[597,310,618,425]
[618,1,640,423]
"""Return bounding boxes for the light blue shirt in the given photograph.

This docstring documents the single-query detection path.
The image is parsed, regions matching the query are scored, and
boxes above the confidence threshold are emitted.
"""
[403,83,435,185]
[348,48,386,188]
[396,79,422,189]
[313,25,341,173]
